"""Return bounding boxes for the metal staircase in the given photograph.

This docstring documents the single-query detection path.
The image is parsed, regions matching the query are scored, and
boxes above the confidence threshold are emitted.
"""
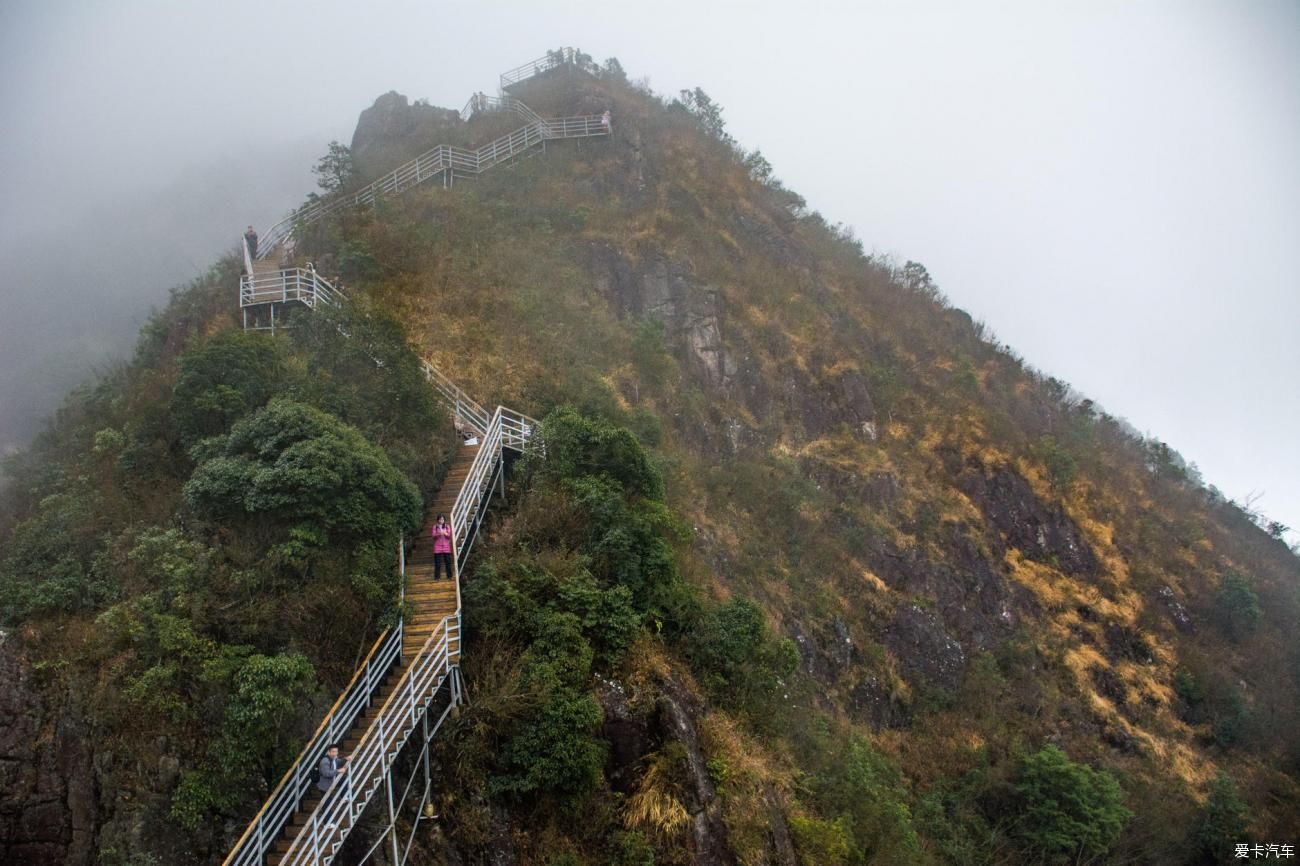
[241,47,607,301]
[222,50,599,866]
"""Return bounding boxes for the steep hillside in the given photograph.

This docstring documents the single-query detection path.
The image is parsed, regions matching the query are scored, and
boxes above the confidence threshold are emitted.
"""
[2,53,1297,866]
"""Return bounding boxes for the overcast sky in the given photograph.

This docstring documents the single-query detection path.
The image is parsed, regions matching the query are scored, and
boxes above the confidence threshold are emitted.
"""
[1,0,1296,540]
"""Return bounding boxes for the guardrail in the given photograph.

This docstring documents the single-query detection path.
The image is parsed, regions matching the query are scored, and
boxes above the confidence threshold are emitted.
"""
[239,268,345,309]
[499,47,579,90]
[221,624,403,866]
[459,95,545,124]
[249,106,606,262]
[450,406,537,568]
[421,361,490,436]
[278,615,458,866]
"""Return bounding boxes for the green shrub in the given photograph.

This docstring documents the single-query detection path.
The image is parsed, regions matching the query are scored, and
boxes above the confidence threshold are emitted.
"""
[0,491,114,622]
[491,614,606,801]
[1011,745,1131,864]
[184,399,419,605]
[789,814,851,866]
[1215,571,1261,641]
[1212,691,1249,749]
[688,597,798,715]
[172,330,290,445]
[1196,771,1249,863]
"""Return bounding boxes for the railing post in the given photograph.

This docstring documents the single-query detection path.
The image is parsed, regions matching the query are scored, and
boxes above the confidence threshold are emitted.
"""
[408,661,417,726]
[311,806,321,865]
[385,766,401,866]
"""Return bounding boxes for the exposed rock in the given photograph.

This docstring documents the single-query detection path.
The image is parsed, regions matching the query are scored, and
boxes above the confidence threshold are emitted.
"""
[867,527,1020,657]
[487,805,518,866]
[0,635,97,866]
[763,783,798,866]
[883,604,966,692]
[584,244,734,391]
[1090,664,1128,705]
[786,617,856,686]
[802,462,900,510]
[1158,586,1196,634]
[657,674,734,866]
[1103,622,1154,664]
[596,676,648,796]
[350,91,461,182]
[849,675,912,731]
[959,462,1099,578]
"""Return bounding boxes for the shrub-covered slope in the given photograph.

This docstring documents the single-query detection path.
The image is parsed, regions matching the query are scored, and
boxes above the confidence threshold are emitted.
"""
[2,55,1297,866]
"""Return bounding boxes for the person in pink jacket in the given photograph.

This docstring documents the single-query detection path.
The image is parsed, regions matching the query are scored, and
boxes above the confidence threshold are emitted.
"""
[431,514,453,580]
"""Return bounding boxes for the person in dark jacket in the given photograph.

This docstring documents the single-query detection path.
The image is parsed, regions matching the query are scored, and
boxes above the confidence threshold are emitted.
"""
[244,225,259,259]
[318,744,348,793]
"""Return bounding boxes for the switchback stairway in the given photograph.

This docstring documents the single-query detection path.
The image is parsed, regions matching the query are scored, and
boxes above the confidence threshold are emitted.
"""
[223,50,595,866]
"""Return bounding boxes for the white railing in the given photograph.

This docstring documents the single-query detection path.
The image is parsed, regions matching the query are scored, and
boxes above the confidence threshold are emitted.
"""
[277,615,459,866]
[249,105,607,262]
[421,361,490,436]
[225,53,566,866]
[450,405,538,567]
[499,47,579,90]
[221,623,403,866]
[239,268,345,309]
[459,95,545,124]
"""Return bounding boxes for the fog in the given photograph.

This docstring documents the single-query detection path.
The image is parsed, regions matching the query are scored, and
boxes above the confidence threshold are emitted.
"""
[2,0,1296,539]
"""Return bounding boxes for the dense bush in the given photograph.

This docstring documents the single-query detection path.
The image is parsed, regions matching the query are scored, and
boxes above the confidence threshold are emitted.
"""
[0,490,114,622]
[1214,571,1261,641]
[795,728,923,866]
[1195,771,1249,864]
[172,331,289,445]
[1010,745,1131,864]
[688,597,798,717]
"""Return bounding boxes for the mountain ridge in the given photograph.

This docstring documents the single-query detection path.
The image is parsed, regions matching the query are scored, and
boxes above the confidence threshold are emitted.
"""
[1,52,1296,866]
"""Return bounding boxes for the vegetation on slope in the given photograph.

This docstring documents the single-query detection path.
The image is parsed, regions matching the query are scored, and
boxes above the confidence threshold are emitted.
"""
[0,290,452,858]
[2,49,1298,866]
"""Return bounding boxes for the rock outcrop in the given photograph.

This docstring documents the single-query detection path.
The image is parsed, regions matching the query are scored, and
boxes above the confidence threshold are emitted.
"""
[350,91,461,183]
[0,633,97,866]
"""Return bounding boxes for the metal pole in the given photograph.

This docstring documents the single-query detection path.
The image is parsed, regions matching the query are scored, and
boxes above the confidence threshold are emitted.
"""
[385,770,401,866]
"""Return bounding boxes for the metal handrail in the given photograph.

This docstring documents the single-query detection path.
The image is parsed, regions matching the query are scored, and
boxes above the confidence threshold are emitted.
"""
[449,405,538,565]
[499,47,578,90]
[220,622,402,866]
[239,268,345,309]
[278,615,458,866]
[459,95,545,124]
[420,360,490,435]
[249,105,607,261]
[226,54,572,866]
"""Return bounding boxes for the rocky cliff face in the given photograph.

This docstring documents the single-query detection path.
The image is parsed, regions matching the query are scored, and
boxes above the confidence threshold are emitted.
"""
[350,91,461,183]
[0,632,96,866]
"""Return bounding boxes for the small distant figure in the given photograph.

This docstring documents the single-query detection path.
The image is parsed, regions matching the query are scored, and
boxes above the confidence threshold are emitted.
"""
[600,109,611,133]
[317,744,349,793]
[244,225,258,259]
[431,514,452,580]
